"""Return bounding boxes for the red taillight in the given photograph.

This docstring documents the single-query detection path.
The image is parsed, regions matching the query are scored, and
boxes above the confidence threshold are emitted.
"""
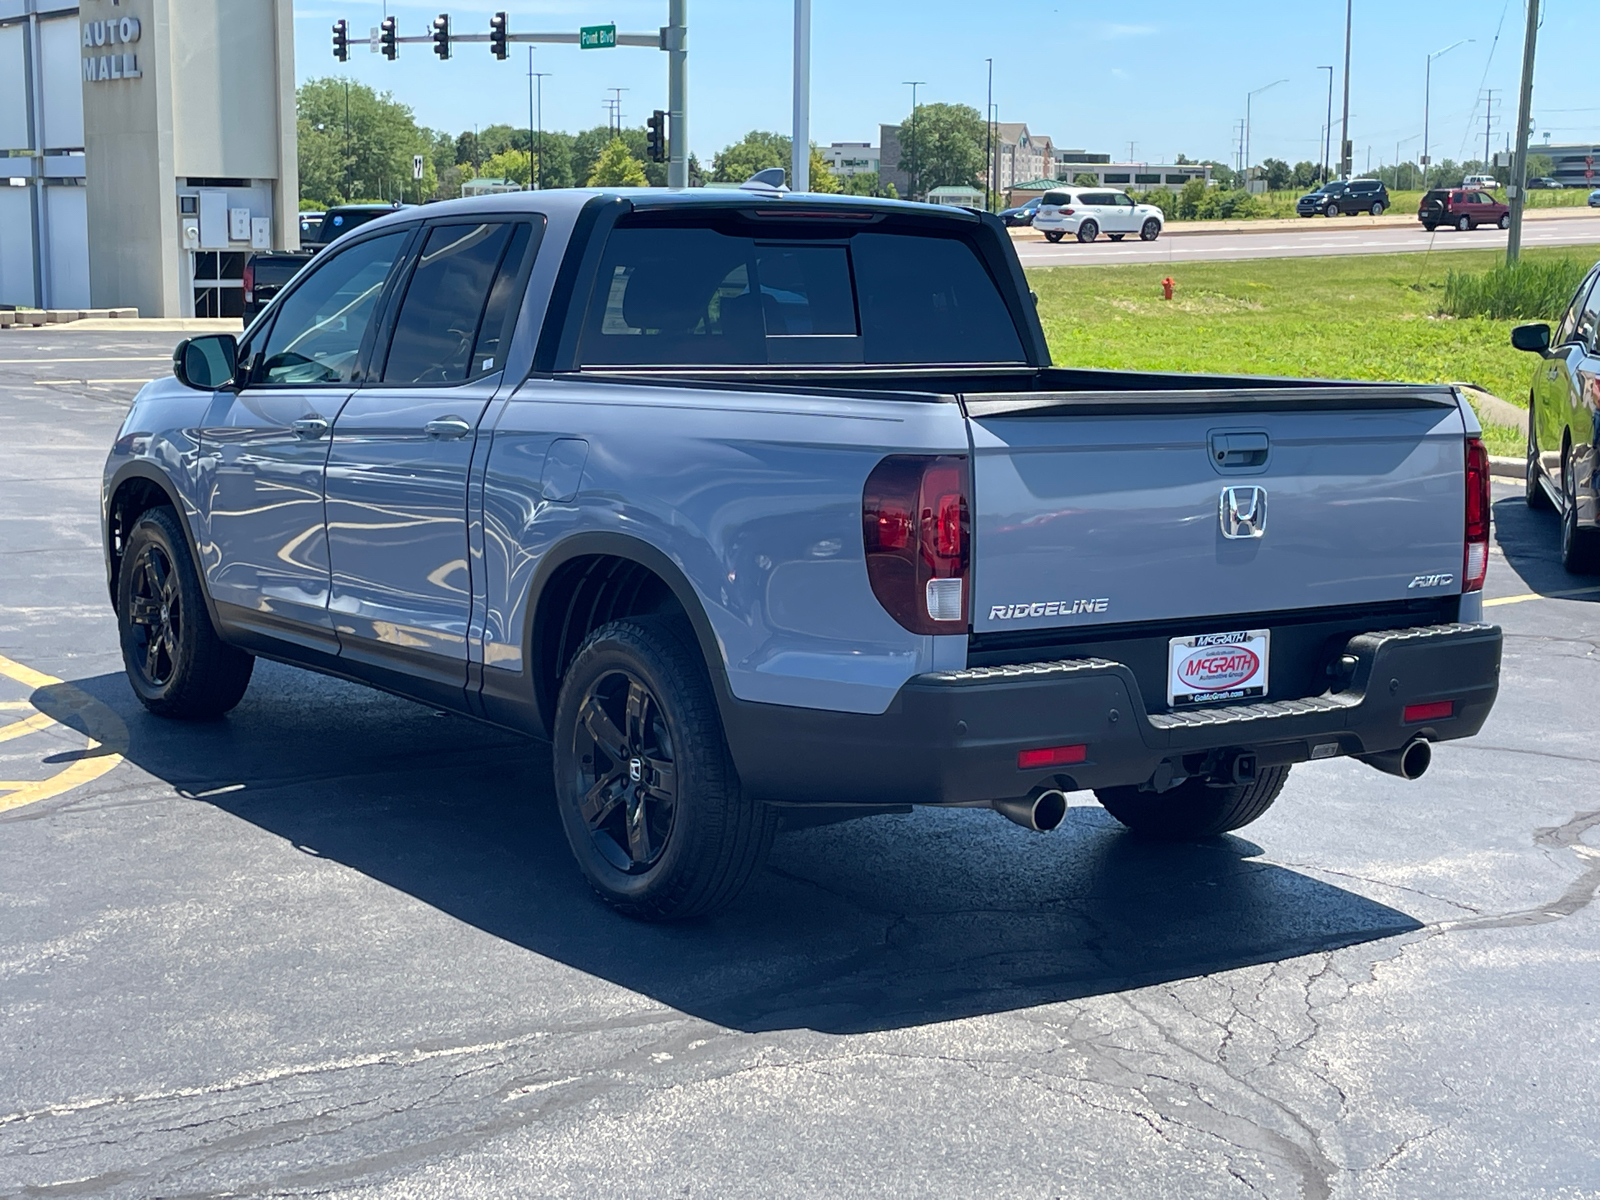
[242,260,255,305]
[863,455,970,634]
[1018,744,1087,770]
[1404,701,1454,723]
[1464,436,1489,592]
[1061,207,1075,215]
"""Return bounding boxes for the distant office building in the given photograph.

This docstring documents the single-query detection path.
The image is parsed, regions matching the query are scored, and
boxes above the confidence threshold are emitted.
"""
[1054,161,1212,191]
[824,142,879,178]
[993,124,1054,192]
[1531,142,1600,189]
[878,124,910,197]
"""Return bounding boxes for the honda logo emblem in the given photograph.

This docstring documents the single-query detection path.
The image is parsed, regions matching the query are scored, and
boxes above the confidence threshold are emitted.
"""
[1219,486,1267,539]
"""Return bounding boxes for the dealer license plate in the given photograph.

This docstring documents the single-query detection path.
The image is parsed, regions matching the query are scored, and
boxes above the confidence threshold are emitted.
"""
[1167,629,1270,707]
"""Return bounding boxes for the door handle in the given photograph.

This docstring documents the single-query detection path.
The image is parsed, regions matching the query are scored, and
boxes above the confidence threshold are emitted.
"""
[424,416,472,440]
[291,417,329,440]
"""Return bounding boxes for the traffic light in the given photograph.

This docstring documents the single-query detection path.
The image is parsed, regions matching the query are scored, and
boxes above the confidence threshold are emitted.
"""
[646,110,666,163]
[332,19,349,62]
[489,12,508,59]
[431,13,450,60]
[380,16,398,60]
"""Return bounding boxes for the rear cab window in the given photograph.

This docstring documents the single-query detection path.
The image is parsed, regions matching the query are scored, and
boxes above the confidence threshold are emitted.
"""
[575,213,1027,368]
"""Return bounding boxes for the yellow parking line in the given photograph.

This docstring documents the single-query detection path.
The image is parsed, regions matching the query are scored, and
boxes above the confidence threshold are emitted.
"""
[0,711,57,744]
[0,652,126,815]
[1484,584,1600,607]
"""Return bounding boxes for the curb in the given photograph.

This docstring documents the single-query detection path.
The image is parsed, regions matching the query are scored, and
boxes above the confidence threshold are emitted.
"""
[1489,455,1526,481]
[1,308,138,328]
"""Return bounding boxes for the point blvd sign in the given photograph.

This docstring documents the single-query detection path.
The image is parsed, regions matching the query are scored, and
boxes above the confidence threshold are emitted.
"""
[579,23,616,49]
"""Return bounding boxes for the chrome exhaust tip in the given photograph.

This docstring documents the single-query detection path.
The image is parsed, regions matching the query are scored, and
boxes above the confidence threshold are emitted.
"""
[992,788,1068,833]
[1358,736,1432,781]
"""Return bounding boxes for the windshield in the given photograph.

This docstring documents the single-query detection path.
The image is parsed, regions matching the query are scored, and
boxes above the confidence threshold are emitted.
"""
[314,209,391,246]
[1315,183,1346,194]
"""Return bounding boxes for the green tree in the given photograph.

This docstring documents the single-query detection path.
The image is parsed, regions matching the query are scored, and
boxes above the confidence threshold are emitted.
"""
[297,77,434,208]
[895,103,985,198]
[1526,153,1555,182]
[571,125,619,187]
[587,137,649,186]
[1176,177,1207,219]
[839,171,881,196]
[713,130,789,182]
[1262,158,1291,191]
[1290,160,1321,189]
[481,149,531,187]
[1073,172,1099,186]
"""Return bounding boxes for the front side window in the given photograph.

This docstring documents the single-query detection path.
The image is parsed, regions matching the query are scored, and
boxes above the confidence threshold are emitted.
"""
[577,221,1025,368]
[1554,271,1597,346]
[255,231,410,386]
[1576,274,1600,351]
[380,221,538,385]
[1111,192,1135,206]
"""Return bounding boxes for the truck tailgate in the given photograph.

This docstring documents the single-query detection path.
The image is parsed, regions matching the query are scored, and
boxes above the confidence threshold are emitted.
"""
[966,388,1468,635]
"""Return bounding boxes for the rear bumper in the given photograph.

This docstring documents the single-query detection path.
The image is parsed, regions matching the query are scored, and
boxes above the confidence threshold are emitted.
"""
[723,622,1501,807]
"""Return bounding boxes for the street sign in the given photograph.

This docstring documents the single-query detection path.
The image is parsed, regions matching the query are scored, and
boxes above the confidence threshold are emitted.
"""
[369,26,380,53]
[413,155,425,181]
[579,24,616,49]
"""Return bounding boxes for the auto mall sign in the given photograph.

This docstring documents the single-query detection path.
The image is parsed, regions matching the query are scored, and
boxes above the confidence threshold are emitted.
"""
[81,2,142,83]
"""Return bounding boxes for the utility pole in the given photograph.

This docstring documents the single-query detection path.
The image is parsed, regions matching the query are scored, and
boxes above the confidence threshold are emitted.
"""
[985,58,993,212]
[1507,0,1539,263]
[1339,0,1352,178]
[527,47,535,190]
[666,0,687,188]
[533,71,551,189]
[1482,88,1497,170]
[1318,66,1334,182]
[791,0,810,191]
[608,87,628,135]
[343,81,351,200]
[903,81,925,200]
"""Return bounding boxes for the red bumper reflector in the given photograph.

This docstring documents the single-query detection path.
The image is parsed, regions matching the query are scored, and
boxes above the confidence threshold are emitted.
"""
[1018,744,1088,770]
[1403,701,1454,723]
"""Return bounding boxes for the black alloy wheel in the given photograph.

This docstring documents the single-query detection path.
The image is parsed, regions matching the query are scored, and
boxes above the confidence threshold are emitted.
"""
[1371,201,1385,216]
[116,506,253,718]
[1325,202,1339,217]
[125,542,181,691]
[1076,219,1099,243]
[552,616,778,920]
[1140,217,1161,241]
[572,667,679,875]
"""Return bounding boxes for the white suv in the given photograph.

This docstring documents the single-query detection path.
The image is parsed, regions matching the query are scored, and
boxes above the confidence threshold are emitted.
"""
[1462,174,1500,190]
[1030,187,1165,244]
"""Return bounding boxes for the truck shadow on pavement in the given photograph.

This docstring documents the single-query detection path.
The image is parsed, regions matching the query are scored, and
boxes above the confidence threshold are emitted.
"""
[41,663,1422,1036]
[1493,494,1600,601]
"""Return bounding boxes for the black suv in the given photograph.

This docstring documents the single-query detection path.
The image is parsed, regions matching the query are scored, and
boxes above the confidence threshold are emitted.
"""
[1296,179,1390,217]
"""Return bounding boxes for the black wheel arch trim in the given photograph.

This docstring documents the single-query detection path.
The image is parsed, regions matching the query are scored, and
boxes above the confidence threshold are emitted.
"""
[104,461,224,631]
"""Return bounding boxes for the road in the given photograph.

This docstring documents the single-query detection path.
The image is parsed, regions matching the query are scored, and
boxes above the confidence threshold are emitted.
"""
[2,329,1599,1198]
[1015,210,1600,267]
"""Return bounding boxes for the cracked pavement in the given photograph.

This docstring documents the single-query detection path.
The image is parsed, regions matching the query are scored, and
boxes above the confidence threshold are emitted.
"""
[2,330,1599,1198]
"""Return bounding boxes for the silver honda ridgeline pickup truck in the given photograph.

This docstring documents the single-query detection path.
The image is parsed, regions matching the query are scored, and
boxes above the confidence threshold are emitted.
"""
[103,190,1501,919]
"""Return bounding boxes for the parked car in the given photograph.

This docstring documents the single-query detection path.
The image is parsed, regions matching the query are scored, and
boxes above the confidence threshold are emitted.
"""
[105,188,1502,920]
[1526,177,1562,190]
[244,203,409,319]
[1418,188,1510,231]
[999,197,1041,227]
[1589,189,1600,208]
[1510,258,1600,572]
[1031,187,1164,243]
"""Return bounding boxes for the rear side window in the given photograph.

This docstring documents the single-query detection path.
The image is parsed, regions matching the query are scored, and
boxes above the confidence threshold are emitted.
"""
[381,221,538,384]
[577,221,1025,367]
[1041,191,1073,206]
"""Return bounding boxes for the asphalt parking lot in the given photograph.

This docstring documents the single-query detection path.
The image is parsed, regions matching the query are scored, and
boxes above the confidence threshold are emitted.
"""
[3,327,1599,1199]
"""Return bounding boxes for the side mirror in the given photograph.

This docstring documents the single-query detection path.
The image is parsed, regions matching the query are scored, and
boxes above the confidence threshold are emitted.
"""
[172,334,239,389]
[1510,323,1551,353]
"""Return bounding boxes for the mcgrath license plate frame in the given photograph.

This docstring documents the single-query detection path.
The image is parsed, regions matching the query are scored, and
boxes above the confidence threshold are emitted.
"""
[1168,628,1270,707]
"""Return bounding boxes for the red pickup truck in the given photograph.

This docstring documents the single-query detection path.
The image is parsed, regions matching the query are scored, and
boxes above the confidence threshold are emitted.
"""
[1419,188,1510,232]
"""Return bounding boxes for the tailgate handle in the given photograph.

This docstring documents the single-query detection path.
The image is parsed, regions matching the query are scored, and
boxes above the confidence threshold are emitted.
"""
[1210,432,1270,470]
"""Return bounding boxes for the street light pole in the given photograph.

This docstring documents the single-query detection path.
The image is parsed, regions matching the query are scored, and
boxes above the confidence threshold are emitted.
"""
[665,0,688,188]
[985,58,993,212]
[791,0,810,192]
[533,72,551,189]
[903,80,925,200]
[1506,0,1540,264]
[1424,39,1472,189]
[1338,0,1352,178]
[1317,66,1333,182]
[1245,79,1288,180]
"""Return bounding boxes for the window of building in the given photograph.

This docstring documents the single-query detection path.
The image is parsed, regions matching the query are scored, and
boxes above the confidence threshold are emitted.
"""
[1135,173,1162,185]
[1105,173,1131,184]
[1165,174,1190,185]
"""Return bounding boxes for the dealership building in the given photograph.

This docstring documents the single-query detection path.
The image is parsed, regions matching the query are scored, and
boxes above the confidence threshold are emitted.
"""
[0,0,299,317]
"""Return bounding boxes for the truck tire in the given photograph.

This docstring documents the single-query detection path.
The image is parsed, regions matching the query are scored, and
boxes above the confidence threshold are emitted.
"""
[117,506,254,718]
[1370,201,1385,216]
[1095,764,1291,840]
[1560,455,1600,574]
[552,616,778,921]
[1325,203,1339,217]
[1044,231,1064,243]
[1141,218,1161,241]
[1077,220,1099,243]
[1526,427,1553,511]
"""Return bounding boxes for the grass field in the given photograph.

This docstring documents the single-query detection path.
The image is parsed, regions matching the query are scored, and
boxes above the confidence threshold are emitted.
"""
[1027,244,1600,457]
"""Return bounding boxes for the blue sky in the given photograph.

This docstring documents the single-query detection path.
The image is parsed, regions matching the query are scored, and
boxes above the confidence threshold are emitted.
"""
[293,2,1598,169]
